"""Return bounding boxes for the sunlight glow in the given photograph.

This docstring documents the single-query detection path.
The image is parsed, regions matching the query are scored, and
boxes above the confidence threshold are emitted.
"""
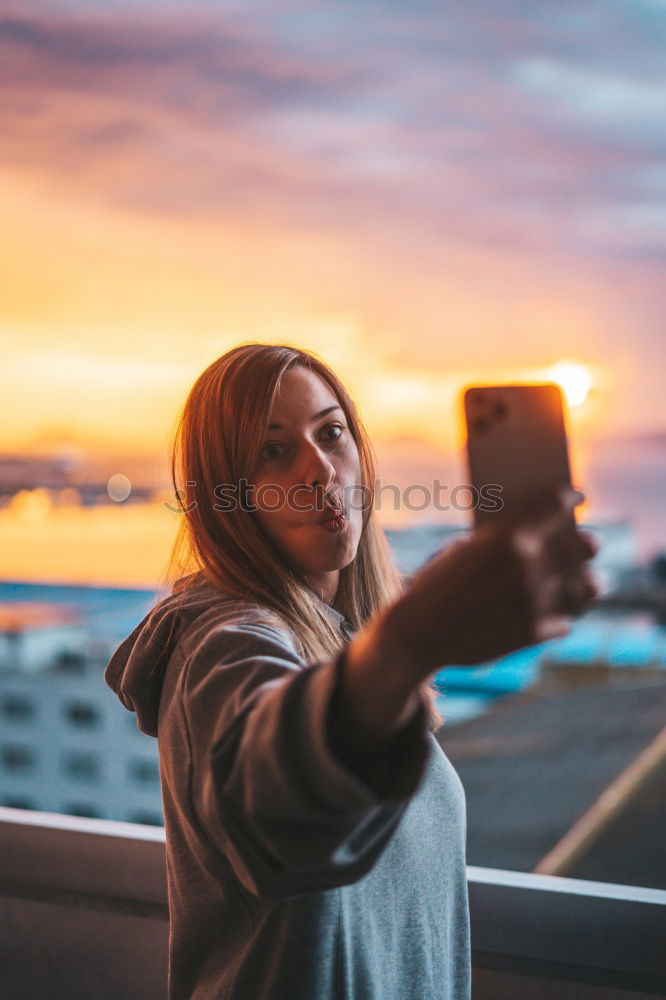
[547,361,593,407]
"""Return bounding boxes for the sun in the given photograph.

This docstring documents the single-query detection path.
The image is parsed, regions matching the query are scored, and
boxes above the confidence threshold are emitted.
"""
[547,361,593,408]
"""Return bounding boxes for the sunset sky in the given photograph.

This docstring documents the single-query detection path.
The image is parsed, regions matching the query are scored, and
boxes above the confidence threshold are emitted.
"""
[1,0,664,466]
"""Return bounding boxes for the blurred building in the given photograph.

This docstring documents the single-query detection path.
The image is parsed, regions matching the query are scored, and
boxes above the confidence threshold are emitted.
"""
[0,603,87,673]
[0,593,163,825]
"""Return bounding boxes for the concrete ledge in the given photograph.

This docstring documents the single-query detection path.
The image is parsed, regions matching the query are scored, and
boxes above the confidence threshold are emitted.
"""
[1,811,665,998]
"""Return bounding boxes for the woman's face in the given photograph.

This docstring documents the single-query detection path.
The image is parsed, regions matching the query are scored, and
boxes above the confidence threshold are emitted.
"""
[249,365,364,602]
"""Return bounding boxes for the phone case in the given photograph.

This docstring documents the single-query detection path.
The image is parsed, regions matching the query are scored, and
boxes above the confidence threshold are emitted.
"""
[463,383,575,529]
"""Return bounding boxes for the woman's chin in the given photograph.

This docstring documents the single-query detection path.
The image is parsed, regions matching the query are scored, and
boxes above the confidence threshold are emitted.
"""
[298,539,358,574]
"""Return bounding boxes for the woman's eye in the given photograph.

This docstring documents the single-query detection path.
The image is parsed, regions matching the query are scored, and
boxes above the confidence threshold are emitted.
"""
[322,424,345,442]
[261,444,284,461]
[260,425,345,462]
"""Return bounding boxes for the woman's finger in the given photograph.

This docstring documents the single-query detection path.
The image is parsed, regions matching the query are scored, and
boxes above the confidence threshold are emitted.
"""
[533,563,599,620]
[557,567,599,615]
[536,511,598,579]
[579,564,600,602]
[576,528,600,561]
[502,486,576,537]
[509,490,579,564]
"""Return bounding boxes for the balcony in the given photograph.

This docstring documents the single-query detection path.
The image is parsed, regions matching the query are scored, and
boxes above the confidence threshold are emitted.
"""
[1,806,664,999]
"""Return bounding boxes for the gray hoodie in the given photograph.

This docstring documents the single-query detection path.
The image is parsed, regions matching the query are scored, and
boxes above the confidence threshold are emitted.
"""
[104,573,470,999]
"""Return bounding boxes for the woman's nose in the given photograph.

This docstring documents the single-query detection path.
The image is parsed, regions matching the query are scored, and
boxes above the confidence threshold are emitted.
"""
[301,445,336,493]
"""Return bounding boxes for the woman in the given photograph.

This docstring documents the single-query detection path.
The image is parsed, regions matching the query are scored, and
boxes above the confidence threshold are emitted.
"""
[105,343,598,999]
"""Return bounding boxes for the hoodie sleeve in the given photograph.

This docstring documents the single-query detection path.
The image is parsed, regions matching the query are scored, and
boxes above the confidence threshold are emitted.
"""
[181,621,433,901]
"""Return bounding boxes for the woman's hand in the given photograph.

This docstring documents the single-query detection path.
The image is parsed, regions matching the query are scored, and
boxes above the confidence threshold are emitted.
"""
[373,487,600,680]
[339,487,599,753]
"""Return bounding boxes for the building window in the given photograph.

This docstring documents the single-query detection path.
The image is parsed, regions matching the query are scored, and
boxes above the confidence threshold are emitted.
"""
[128,758,160,784]
[1,744,35,772]
[53,650,86,672]
[63,803,103,818]
[61,751,101,781]
[63,701,100,728]
[128,810,163,827]
[0,693,36,721]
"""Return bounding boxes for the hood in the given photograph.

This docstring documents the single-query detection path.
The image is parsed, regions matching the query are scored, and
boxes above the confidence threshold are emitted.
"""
[103,572,355,738]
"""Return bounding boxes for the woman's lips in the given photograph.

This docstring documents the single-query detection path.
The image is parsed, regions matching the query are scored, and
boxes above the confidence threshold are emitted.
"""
[318,512,347,532]
[317,505,344,525]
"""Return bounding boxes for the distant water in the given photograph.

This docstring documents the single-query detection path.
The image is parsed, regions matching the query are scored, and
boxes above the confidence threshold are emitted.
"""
[582,435,666,560]
[0,579,158,642]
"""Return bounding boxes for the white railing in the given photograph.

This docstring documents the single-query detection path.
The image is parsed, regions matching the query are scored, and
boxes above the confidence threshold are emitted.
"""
[1,807,664,999]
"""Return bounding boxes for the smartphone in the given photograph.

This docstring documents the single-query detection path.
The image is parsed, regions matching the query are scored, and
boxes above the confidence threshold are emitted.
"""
[463,383,579,533]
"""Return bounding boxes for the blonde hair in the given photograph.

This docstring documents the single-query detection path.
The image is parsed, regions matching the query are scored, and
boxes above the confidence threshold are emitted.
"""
[159,342,443,732]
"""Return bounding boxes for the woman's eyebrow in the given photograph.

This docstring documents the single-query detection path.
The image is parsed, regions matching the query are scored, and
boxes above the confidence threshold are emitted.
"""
[268,405,341,430]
